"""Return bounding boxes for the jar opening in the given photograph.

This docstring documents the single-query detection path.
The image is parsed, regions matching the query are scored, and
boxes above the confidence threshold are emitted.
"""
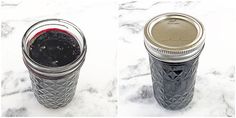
[22,19,87,76]
[28,28,81,67]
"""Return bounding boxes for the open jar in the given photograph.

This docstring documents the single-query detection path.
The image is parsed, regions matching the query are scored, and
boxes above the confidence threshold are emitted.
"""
[22,19,87,109]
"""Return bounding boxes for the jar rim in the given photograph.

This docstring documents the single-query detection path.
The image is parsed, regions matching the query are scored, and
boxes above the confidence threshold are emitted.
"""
[22,19,87,76]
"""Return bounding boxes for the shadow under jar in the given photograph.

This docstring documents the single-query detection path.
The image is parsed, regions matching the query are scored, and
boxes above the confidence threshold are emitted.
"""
[144,13,205,110]
[22,19,87,109]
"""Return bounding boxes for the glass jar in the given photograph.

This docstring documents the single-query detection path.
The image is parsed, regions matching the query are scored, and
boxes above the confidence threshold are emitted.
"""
[22,19,87,109]
[144,13,205,110]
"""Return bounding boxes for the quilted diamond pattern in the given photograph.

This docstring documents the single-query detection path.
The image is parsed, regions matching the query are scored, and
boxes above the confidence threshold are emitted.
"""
[29,71,79,109]
[149,55,199,110]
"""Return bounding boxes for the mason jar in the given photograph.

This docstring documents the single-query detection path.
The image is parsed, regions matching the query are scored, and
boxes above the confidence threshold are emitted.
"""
[22,19,87,109]
[144,13,205,110]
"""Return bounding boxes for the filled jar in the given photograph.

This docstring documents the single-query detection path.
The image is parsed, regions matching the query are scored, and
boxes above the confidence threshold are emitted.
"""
[22,19,87,109]
[144,13,205,110]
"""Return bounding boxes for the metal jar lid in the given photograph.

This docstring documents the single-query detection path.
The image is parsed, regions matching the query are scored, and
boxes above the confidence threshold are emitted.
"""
[144,13,205,62]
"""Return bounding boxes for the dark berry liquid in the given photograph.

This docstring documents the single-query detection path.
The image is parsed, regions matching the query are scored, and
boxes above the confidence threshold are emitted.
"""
[29,29,81,67]
[149,54,199,110]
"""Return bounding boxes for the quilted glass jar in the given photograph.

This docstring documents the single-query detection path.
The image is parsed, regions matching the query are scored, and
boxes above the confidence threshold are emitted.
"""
[22,19,87,109]
[144,13,205,110]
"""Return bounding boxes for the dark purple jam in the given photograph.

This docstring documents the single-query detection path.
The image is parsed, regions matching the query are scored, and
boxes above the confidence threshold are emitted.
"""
[29,29,81,67]
[149,54,199,110]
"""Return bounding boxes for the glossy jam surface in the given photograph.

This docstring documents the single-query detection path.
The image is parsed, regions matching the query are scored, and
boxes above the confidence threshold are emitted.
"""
[149,55,199,110]
[29,29,81,67]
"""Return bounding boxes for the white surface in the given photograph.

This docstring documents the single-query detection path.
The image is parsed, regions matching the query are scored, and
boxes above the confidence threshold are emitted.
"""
[1,0,235,117]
